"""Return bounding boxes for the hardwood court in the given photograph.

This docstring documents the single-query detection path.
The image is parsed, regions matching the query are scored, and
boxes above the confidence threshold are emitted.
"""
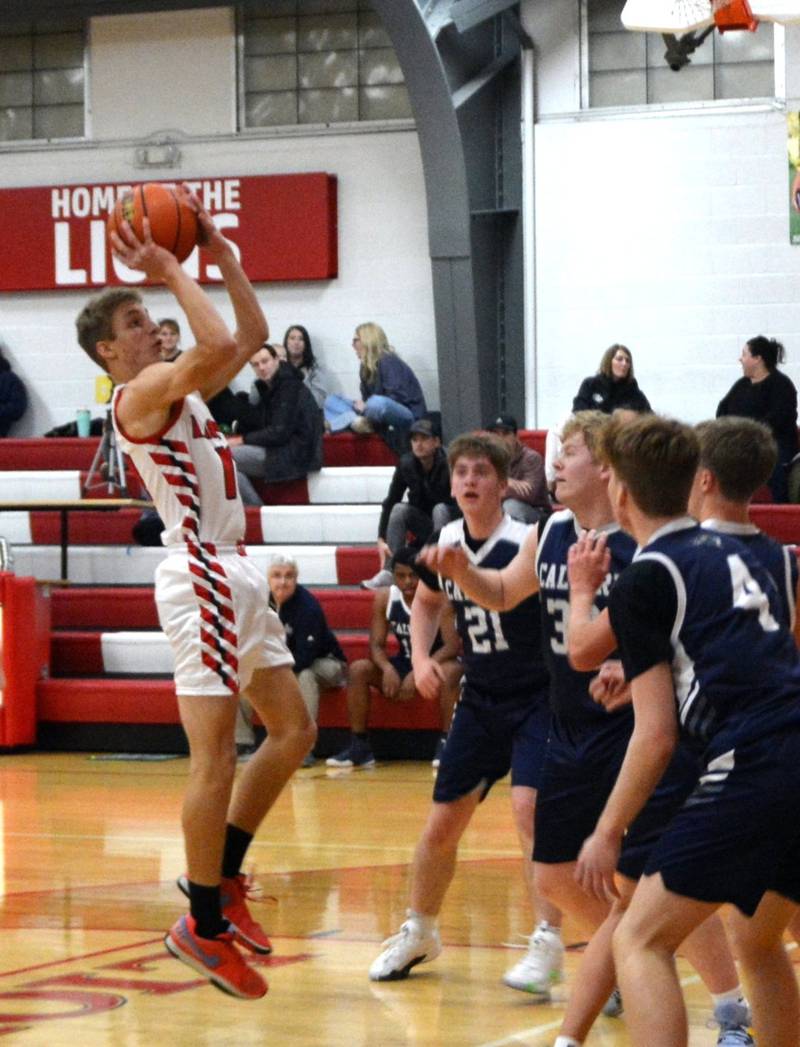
[0,754,792,1045]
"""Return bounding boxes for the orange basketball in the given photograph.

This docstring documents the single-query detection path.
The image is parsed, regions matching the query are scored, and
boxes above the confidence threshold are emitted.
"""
[107,183,198,263]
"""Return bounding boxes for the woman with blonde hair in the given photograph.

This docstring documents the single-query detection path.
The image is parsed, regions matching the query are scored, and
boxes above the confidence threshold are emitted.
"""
[324,322,426,450]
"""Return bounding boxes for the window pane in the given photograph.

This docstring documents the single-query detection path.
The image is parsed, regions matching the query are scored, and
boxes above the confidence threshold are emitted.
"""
[34,67,83,105]
[359,84,412,120]
[359,12,391,49]
[359,46,403,85]
[34,103,82,138]
[0,105,32,139]
[299,86,358,122]
[299,50,357,89]
[245,90,298,126]
[245,53,297,92]
[716,60,774,98]
[245,17,297,56]
[242,3,409,127]
[34,31,83,69]
[590,68,647,106]
[0,37,32,73]
[0,72,32,106]
[649,63,714,102]
[298,13,357,52]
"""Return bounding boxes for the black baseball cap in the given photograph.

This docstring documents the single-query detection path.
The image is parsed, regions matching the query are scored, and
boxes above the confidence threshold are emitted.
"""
[486,413,518,433]
[409,418,439,437]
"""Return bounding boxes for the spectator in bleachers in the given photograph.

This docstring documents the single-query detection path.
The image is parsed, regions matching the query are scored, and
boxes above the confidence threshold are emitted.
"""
[0,342,27,437]
[284,324,329,409]
[158,317,182,362]
[327,546,462,770]
[362,416,458,590]
[324,322,426,453]
[268,555,348,768]
[228,343,324,505]
[485,413,550,524]
[572,343,651,415]
[716,335,798,503]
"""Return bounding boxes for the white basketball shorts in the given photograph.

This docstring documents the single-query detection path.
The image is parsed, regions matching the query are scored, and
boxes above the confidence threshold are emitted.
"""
[156,545,293,697]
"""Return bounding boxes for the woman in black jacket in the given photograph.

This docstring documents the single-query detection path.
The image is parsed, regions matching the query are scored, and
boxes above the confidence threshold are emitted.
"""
[229,343,323,505]
[717,335,798,502]
[572,344,651,415]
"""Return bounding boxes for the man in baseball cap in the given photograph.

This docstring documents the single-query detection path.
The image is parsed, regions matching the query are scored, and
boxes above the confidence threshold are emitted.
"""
[486,413,550,524]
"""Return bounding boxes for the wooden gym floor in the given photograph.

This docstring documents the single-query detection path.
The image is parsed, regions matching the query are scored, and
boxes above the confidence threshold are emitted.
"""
[0,753,792,1045]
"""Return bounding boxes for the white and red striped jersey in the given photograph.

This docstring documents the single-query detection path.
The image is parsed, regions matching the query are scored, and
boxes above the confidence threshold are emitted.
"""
[113,387,245,547]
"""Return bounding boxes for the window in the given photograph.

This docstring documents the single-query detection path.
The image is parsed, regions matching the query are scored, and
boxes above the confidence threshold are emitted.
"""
[586,0,774,108]
[0,14,85,142]
[241,0,412,129]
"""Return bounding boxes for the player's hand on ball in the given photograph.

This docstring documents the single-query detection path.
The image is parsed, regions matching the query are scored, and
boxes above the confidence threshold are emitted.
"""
[181,182,228,255]
[110,217,177,281]
[567,530,610,595]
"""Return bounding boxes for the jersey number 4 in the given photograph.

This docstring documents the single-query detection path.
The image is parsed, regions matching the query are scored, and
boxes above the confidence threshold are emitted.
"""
[727,554,779,632]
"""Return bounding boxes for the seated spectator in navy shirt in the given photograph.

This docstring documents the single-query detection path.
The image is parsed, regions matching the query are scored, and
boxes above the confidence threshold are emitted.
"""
[269,555,347,767]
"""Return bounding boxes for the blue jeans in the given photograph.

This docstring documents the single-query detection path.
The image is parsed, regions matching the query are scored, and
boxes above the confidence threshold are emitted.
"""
[324,393,415,433]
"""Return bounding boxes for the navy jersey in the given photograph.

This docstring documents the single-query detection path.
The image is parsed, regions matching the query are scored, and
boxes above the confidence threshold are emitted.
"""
[387,584,442,661]
[420,515,548,701]
[609,518,800,758]
[702,519,797,631]
[536,509,637,727]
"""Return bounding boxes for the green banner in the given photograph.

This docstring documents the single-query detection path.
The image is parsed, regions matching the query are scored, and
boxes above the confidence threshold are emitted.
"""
[790,112,800,244]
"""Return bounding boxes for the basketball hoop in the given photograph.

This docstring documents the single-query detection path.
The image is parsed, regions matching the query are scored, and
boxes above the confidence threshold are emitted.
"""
[712,0,759,31]
[621,0,800,33]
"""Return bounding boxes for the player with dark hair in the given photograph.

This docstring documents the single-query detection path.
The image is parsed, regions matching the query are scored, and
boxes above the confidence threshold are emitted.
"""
[76,187,315,1000]
[568,413,800,1047]
[326,546,461,769]
[368,432,563,989]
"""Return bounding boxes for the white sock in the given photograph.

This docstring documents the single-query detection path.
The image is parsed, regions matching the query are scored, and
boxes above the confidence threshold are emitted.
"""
[553,1036,581,1047]
[537,920,562,937]
[406,909,437,935]
[711,987,746,1016]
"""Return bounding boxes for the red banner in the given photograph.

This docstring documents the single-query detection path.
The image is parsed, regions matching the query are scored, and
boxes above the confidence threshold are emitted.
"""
[0,173,338,291]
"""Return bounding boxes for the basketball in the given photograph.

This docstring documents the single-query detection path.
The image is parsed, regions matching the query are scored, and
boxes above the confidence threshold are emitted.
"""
[107,183,197,263]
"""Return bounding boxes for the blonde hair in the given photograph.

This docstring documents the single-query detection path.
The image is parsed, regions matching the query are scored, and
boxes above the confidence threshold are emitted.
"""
[561,410,610,461]
[356,322,393,383]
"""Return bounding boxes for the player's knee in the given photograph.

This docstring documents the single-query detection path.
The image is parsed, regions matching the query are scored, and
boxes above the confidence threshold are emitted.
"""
[189,744,236,791]
[420,811,462,853]
[350,659,372,683]
[510,789,535,837]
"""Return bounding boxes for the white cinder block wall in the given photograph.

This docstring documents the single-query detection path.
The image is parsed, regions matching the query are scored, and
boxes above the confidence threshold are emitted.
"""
[525,0,800,429]
[0,8,437,436]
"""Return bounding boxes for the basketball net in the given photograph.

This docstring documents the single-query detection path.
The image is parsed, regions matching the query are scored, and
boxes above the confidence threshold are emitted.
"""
[713,0,759,30]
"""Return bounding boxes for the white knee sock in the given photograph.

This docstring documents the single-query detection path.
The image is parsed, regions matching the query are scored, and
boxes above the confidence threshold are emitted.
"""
[553,1036,581,1047]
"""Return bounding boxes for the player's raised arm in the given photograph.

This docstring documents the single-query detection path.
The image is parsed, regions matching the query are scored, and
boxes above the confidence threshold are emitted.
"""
[417,526,540,612]
[566,531,618,670]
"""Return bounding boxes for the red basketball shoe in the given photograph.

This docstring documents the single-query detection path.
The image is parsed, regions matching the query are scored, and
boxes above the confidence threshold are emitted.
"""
[165,914,267,999]
[221,873,273,954]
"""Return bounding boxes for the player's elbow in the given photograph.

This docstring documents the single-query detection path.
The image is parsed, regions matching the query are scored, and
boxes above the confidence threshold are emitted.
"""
[568,643,602,673]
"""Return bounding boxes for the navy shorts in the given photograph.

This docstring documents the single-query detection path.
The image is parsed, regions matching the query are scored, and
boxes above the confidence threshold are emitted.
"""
[389,652,412,679]
[433,680,550,804]
[617,743,701,880]
[645,729,800,916]
[534,715,631,865]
